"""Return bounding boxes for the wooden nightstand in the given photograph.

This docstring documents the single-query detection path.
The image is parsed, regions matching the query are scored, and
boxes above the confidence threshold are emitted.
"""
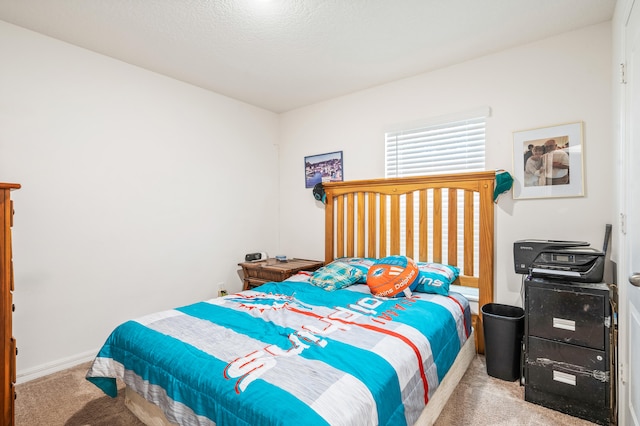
[238,258,324,290]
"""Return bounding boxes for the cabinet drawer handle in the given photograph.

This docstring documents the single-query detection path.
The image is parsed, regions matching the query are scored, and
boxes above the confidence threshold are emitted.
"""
[553,370,576,386]
[553,317,575,331]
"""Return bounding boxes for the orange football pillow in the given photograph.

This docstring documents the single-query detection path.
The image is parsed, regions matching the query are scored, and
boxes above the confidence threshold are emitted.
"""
[366,255,419,298]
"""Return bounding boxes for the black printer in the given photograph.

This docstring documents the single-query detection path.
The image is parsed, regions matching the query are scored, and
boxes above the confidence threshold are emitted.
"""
[513,239,605,283]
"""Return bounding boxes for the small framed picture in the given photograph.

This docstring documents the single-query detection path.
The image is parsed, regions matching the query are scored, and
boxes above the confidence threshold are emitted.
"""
[512,122,584,200]
[304,151,343,188]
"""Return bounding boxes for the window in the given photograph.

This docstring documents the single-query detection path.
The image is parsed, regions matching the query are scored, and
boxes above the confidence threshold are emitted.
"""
[384,108,489,271]
[385,109,488,177]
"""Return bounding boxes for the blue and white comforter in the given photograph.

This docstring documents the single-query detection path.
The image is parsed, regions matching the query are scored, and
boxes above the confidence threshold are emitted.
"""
[87,280,471,426]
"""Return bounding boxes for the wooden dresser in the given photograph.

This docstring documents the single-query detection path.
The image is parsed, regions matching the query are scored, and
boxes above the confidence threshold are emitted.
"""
[1,183,20,426]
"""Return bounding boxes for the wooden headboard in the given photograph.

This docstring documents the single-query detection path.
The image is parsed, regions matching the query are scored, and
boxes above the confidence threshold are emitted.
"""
[322,171,495,352]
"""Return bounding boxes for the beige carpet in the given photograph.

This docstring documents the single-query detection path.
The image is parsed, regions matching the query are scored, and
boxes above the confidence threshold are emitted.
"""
[433,356,597,426]
[15,355,598,426]
[15,363,144,426]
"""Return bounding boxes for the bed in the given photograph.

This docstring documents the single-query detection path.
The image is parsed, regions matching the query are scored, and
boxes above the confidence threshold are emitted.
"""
[86,171,495,426]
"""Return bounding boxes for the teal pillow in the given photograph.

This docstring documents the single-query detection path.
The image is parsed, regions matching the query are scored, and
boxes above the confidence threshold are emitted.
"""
[414,262,460,295]
[310,262,365,291]
[334,257,376,283]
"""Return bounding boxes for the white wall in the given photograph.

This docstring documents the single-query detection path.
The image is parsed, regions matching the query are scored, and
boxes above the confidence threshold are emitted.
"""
[278,23,614,307]
[0,21,281,379]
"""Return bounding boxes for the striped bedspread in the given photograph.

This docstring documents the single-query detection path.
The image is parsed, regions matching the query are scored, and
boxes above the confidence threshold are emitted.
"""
[87,280,470,426]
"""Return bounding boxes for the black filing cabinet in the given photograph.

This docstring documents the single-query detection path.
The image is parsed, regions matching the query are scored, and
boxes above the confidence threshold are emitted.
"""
[524,277,616,425]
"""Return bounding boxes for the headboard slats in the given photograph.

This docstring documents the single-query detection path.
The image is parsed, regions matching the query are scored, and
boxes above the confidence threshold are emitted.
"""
[379,195,387,257]
[322,171,496,353]
[463,190,475,279]
[405,192,414,258]
[390,194,400,255]
[346,193,354,257]
[357,192,366,258]
[367,192,377,258]
[419,190,428,262]
[478,179,495,310]
[336,196,344,258]
[433,188,442,264]
[448,189,458,266]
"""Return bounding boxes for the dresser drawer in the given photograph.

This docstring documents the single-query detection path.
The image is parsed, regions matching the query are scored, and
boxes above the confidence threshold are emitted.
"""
[526,283,608,350]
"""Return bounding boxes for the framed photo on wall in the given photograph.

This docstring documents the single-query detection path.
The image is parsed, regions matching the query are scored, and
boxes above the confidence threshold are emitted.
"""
[304,151,343,188]
[512,122,584,200]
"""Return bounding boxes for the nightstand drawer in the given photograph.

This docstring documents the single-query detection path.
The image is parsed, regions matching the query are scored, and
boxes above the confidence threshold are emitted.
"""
[238,258,324,290]
[527,284,608,350]
[244,277,269,289]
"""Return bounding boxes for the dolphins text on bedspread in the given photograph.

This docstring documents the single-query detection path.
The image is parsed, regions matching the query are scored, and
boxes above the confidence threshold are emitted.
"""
[223,294,418,393]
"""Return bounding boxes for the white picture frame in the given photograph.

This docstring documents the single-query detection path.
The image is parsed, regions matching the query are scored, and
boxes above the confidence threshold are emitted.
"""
[512,122,584,200]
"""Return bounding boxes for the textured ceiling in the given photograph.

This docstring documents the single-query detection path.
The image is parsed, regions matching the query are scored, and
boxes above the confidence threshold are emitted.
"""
[0,0,616,112]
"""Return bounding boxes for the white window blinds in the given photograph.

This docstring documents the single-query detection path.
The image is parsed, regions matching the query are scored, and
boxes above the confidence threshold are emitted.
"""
[385,110,488,177]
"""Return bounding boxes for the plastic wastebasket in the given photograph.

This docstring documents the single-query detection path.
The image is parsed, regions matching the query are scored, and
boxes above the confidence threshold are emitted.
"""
[481,303,525,381]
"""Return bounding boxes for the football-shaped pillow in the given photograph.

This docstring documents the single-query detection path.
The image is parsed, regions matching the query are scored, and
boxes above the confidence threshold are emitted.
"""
[367,255,419,298]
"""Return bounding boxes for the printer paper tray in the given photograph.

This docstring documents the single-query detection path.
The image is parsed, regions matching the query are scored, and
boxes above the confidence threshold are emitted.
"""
[531,268,581,278]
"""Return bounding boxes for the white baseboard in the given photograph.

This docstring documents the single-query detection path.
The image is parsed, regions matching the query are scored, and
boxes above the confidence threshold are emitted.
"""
[16,348,100,384]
